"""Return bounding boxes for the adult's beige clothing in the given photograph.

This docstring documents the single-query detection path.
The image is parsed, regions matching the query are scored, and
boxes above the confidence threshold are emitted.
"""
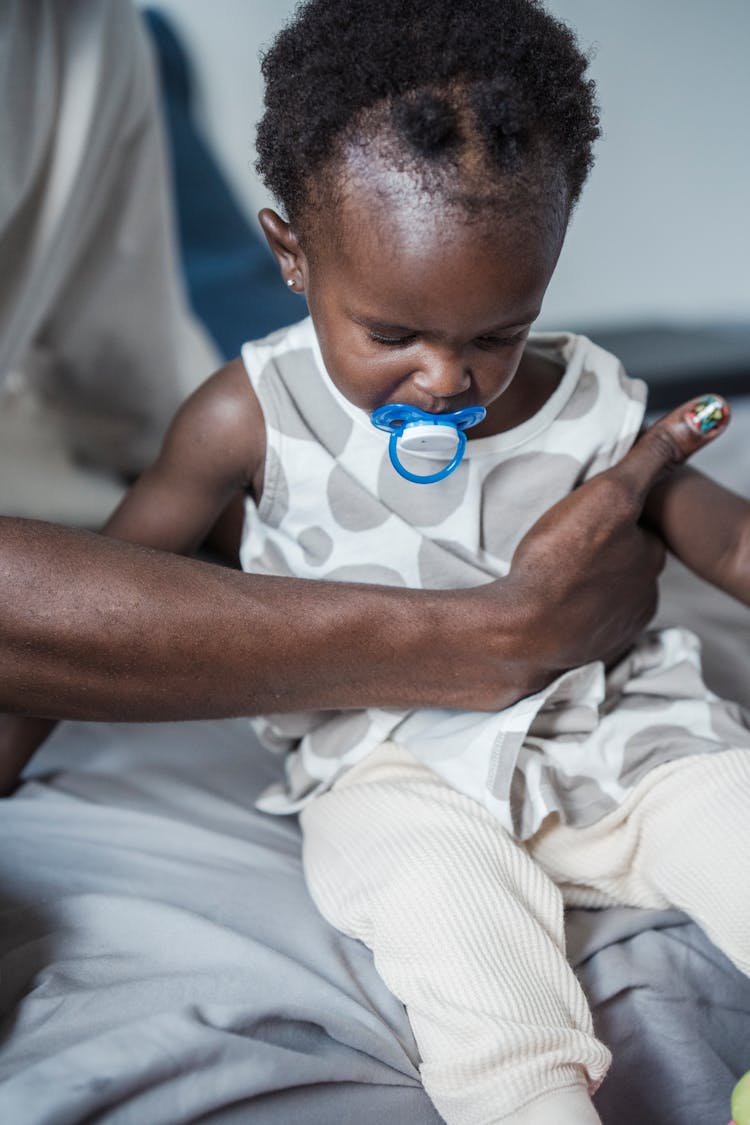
[0,0,218,473]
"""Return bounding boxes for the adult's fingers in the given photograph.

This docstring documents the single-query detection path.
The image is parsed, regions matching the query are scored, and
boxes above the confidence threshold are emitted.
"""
[607,394,730,516]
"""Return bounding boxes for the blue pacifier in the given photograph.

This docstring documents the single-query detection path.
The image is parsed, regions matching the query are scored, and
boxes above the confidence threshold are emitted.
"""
[371,403,486,484]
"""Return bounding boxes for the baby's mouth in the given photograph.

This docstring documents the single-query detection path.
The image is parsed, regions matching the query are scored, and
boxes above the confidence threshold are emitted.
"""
[384,393,477,417]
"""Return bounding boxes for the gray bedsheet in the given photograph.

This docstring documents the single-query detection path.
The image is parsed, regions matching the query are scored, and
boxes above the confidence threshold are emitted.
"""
[1,401,749,1125]
[0,718,442,1125]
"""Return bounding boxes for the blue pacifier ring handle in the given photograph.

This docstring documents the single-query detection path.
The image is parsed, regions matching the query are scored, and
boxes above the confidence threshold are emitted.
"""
[371,402,485,484]
[387,427,467,484]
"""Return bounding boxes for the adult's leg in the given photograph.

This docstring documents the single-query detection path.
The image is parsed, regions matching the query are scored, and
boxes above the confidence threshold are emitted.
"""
[0,0,218,475]
[301,744,609,1125]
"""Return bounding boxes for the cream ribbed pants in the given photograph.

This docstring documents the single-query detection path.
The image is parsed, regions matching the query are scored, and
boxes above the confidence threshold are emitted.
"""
[300,744,750,1125]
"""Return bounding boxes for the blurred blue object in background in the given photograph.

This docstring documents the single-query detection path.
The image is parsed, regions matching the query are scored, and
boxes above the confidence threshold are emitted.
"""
[143,9,299,360]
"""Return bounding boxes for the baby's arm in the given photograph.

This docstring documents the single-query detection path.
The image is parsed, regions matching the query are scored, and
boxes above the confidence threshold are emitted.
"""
[643,454,750,605]
[103,357,263,552]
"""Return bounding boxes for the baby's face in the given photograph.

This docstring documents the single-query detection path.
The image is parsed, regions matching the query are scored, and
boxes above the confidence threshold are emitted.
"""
[300,173,565,436]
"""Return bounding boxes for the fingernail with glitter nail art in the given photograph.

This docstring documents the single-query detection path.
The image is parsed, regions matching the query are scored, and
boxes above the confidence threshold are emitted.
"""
[686,395,730,435]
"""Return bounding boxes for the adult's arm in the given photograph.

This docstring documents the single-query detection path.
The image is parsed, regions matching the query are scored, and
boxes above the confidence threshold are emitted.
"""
[0,402,715,721]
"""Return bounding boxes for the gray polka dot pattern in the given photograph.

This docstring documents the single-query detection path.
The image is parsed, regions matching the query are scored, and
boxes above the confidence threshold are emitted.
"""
[322,563,407,586]
[539,767,619,826]
[298,525,334,566]
[377,453,470,527]
[528,704,599,739]
[557,368,599,421]
[417,538,489,589]
[618,725,720,787]
[257,365,313,444]
[429,539,500,579]
[327,465,390,531]
[242,319,738,840]
[275,348,353,456]
[481,453,582,561]
[246,537,293,576]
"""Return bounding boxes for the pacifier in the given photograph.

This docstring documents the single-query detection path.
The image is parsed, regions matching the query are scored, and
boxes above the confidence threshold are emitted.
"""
[371,403,486,484]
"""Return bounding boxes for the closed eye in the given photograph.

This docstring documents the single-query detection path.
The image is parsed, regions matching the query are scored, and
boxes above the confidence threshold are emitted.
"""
[368,331,417,347]
[366,329,527,349]
[474,331,527,350]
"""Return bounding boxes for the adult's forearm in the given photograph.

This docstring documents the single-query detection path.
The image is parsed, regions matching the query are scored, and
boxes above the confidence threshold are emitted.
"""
[0,407,726,722]
[0,518,531,720]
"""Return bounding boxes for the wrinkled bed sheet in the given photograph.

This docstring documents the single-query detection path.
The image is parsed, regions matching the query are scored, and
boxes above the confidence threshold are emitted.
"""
[0,718,443,1125]
[1,403,749,1125]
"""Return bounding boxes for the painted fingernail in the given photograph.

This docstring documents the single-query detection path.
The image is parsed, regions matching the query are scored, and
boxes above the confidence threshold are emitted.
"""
[686,395,729,434]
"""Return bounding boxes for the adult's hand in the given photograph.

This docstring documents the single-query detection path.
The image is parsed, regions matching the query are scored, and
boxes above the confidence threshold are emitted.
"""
[463,396,729,703]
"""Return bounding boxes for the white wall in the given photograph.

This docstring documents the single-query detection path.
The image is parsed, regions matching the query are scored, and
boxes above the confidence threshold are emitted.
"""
[142,0,750,328]
[543,0,750,327]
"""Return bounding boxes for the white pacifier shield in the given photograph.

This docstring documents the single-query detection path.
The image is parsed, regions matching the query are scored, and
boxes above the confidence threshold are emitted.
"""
[399,423,460,457]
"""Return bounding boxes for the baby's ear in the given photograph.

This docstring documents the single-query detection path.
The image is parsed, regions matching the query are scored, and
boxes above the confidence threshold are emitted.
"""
[258,209,305,290]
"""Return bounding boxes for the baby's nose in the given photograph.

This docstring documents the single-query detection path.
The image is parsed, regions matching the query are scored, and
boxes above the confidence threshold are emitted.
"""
[412,349,471,400]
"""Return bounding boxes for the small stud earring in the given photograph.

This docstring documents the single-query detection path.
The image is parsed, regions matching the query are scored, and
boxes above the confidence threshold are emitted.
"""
[286,277,296,289]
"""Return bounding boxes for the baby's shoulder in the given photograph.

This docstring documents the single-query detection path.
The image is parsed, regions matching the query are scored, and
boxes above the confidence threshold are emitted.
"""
[162,357,267,490]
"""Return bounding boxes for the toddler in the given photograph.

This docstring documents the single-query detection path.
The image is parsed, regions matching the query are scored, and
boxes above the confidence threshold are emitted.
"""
[9,1,750,1122]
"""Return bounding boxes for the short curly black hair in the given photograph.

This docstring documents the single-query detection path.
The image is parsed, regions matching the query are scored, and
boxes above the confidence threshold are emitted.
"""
[256,0,599,231]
